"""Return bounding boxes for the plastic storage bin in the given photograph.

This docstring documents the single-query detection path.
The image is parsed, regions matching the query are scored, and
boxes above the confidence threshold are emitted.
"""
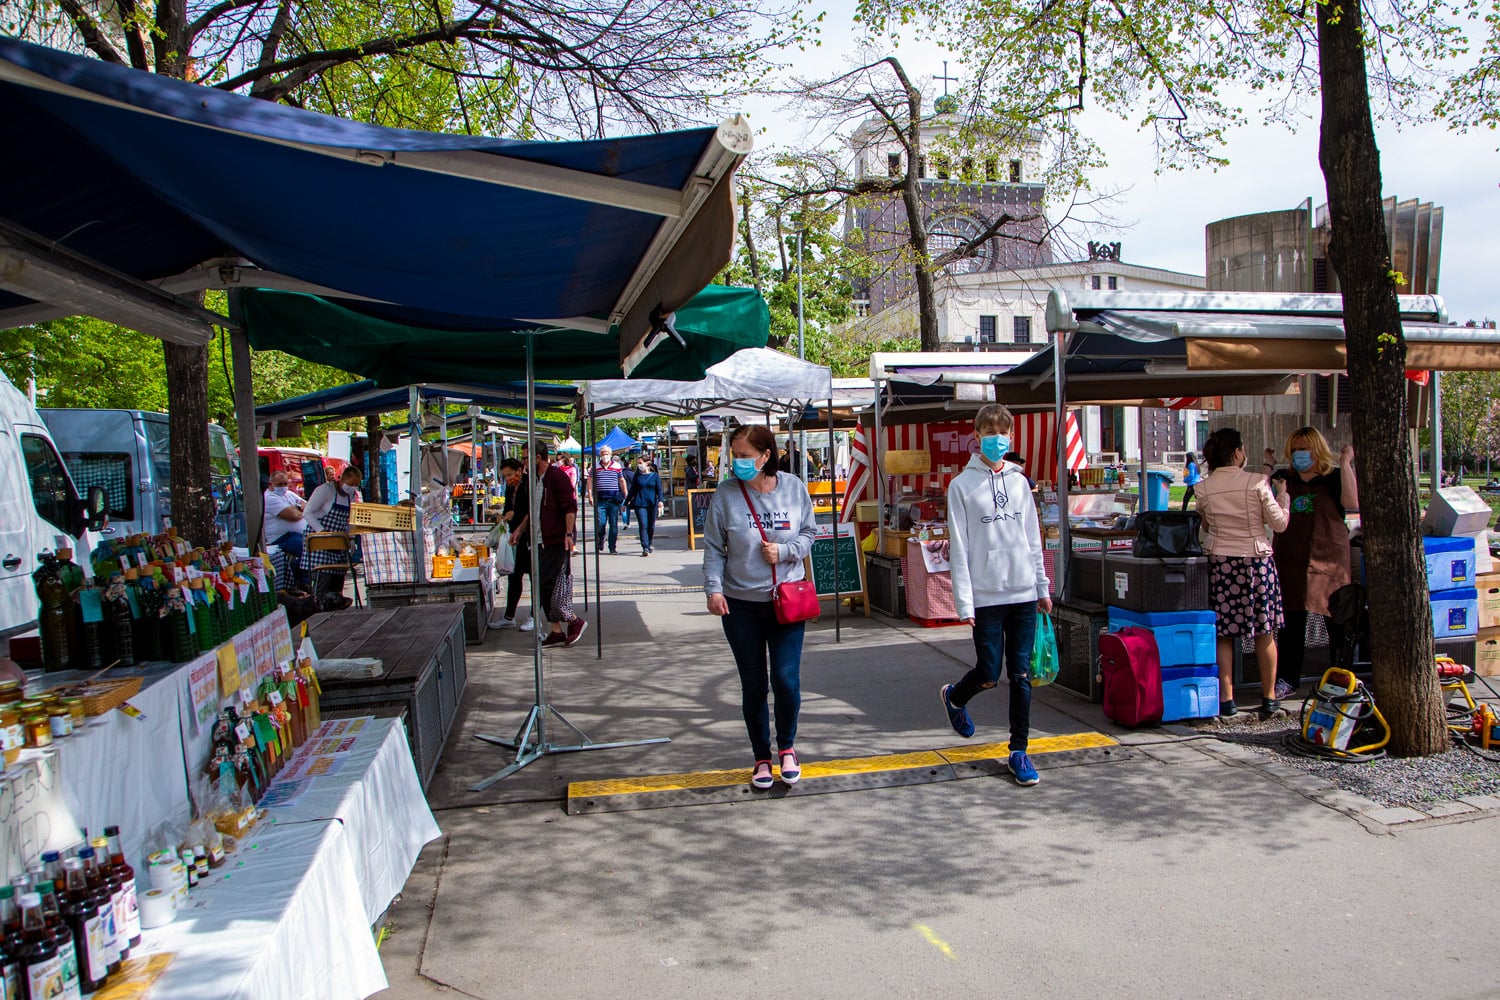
[1431,587,1478,638]
[1137,470,1173,512]
[1160,666,1220,722]
[1423,536,1476,592]
[1107,607,1217,667]
[1101,552,1210,612]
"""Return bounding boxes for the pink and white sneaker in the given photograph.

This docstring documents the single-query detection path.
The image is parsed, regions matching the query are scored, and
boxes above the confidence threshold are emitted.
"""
[778,748,801,785]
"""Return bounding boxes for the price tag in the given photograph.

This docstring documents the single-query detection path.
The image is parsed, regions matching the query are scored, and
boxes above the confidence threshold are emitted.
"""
[237,688,252,708]
[119,557,132,574]
[253,569,269,594]
[267,690,284,706]
[238,582,251,603]
[235,722,252,744]
[135,554,149,569]
[187,567,201,581]
[79,589,104,624]
[184,604,197,635]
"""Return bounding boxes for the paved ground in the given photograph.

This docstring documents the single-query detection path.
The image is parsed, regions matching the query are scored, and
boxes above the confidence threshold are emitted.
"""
[371,518,1500,1000]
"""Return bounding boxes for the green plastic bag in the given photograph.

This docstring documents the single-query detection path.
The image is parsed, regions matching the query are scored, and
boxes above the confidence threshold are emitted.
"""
[1030,613,1059,686]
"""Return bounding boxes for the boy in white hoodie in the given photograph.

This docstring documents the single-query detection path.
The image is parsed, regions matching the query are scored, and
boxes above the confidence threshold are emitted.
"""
[938,404,1052,786]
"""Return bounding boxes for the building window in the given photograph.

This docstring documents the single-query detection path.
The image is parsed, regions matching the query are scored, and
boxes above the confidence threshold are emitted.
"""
[887,153,901,177]
[1009,159,1022,183]
[984,159,998,182]
[1090,275,1102,290]
[917,155,927,179]
[1013,316,1032,344]
[979,315,997,343]
[961,158,974,181]
[1107,275,1119,290]
[935,157,950,180]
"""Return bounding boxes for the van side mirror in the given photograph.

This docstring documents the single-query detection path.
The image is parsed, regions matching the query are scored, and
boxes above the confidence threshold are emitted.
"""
[85,486,108,531]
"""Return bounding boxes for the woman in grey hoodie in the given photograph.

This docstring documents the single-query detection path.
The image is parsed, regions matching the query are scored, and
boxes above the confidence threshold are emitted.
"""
[703,424,818,790]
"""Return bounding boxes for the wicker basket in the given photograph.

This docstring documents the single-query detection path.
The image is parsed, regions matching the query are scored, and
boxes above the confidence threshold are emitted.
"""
[71,677,144,716]
[351,502,417,532]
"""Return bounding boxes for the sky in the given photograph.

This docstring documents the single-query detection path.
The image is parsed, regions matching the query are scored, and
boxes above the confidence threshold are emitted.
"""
[737,6,1500,326]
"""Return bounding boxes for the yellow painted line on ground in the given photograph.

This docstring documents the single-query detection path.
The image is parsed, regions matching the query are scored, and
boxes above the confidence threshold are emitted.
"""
[566,731,1118,801]
[913,924,957,960]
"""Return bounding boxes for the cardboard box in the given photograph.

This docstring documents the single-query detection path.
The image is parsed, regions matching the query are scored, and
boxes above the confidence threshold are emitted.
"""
[1422,486,1492,536]
[879,530,913,558]
[1476,626,1500,676]
[1461,530,1493,574]
[1478,573,1500,630]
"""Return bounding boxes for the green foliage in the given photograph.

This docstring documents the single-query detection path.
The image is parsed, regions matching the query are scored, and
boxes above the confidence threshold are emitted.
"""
[1437,371,1500,467]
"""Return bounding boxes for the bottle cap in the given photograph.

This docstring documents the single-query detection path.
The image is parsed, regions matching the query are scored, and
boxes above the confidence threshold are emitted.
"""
[34,880,52,894]
[103,825,119,837]
[18,892,39,908]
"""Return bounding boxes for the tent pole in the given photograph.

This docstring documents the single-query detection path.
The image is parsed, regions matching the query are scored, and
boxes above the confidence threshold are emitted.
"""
[590,406,602,660]
[470,341,668,791]
[874,377,885,554]
[229,325,262,556]
[577,414,588,613]
[830,394,840,643]
[1053,329,1070,601]
[409,386,425,578]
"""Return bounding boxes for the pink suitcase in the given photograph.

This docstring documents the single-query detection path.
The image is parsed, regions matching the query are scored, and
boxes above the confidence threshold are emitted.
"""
[1098,626,1164,727]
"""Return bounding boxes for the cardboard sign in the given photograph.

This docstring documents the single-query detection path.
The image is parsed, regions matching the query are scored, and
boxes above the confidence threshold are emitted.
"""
[0,755,80,881]
[216,645,241,700]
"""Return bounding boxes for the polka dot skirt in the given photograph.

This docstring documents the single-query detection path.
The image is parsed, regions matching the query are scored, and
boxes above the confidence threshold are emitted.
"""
[1209,554,1285,637]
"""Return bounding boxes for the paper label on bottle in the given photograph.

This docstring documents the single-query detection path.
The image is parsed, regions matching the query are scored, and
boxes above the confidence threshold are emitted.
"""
[25,952,62,1000]
[184,603,197,635]
[235,721,252,744]
[78,590,104,624]
[135,553,149,569]
[239,582,252,603]
[84,912,108,982]
[237,688,252,709]
[187,567,201,581]
[254,568,269,594]
[123,880,141,941]
[119,556,132,574]
[267,689,284,706]
[57,938,79,1000]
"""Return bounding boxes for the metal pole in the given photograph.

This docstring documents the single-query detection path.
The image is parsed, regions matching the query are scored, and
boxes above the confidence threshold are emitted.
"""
[1053,329,1070,600]
[873,376,885,553]
[409,386,425,577]
[829,393,840,642]
[590,406,602,660]
[578,415,588,614]
[525,340,545,747]
[796,233,808,483]
[1432,370,1444,491]
[229,327,261,554]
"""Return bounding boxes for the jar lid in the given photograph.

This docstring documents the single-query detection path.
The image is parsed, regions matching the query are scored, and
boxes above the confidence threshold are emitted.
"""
[47,708,68,716]
[23,715,45,723]
[0,681,20,692]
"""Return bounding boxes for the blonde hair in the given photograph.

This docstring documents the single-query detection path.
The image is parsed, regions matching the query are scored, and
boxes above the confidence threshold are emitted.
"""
[1284,426,1336,476]
[974,403,1014,435]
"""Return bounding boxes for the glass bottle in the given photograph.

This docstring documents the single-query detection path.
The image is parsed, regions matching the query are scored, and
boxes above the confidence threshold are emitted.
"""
[33,881,79,1000]
[90,835,130,961]
[73,580,104,670]
[16,892,60,1000]
[76,848,119,976]
[134,575,165,663]
[102,827,140,951]
[0,886,21,1000]
[102,575,135,669]
[58,860,104,994]
[33,555,70,672]
[160,589,195,664]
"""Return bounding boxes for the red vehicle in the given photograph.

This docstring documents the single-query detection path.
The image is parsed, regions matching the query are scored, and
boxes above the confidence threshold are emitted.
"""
[258,447,347,499]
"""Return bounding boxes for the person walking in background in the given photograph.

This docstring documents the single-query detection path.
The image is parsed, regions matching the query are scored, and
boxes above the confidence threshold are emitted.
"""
[703,424,817,791]
[531,443,587,647]
[685,454,701,491]
[592,445,626,554]
[937,404,1051,788]
[625,455,662,555]
[1181,451,1203,510]
[496,457,534,632]
[558,452,580,500]
[1269,428,1358,701]
[1195,426,1291,719]
[620,453,636,530]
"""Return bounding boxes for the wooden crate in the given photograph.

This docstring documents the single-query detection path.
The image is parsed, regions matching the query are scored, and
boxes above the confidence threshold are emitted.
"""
[878,530,913,558]
[350,502,417,532]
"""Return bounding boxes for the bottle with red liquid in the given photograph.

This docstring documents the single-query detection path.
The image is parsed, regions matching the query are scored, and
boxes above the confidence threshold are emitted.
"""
[0,886,21,1000]
[35,881,81,1000]
[103,827,141,952]
[59,860,106,994]
[16,892,61,1000]
[90,835,130,962]
[77,847,120,976]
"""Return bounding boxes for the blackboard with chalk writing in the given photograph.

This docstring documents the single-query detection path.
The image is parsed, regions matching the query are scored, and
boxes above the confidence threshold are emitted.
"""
[686,489,717,551]
[807,525,864,599]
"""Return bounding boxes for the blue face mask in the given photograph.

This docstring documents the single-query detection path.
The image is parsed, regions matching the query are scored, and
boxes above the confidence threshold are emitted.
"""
[732,457,761,481]
[1292,449,1314,472]
[979,434,1010,463]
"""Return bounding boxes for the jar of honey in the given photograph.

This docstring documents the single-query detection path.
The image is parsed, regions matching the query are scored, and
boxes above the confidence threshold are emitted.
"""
[62,698,85,728]
[0,709,22,764]
[0,681,23,707]
[24,715,52,748]
[47,708,72,739]
[17,700,43,717]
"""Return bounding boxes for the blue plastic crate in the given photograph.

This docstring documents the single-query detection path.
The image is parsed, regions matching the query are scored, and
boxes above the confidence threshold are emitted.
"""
[1431,587,1478,638]
[1108,607,1217,667]
[1423,536,1476,591]
[1162,674,1220,722]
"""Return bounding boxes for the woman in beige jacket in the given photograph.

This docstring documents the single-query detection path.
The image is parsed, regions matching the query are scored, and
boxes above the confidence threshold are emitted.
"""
[1195,427,1291,718]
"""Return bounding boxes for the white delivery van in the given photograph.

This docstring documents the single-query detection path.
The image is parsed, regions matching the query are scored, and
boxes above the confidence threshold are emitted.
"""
[0,372,106,640]
[40,409,246,546]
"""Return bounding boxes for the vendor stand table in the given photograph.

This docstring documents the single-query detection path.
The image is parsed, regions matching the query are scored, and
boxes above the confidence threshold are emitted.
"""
[305,606,468,789]
[901,538,957,624]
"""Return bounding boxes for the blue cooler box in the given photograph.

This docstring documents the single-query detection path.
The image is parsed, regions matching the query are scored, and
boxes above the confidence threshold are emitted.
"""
[1107,607,1217,667]
[1161,666,1219,722]
[1423,536,1476,591]
[1431,587,1478,638]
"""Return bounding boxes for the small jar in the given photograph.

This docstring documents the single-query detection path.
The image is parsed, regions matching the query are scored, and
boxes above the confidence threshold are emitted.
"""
[0,681,23,707]
[0,709,23,764]
[24,715,52,748]
[47,708,72,739]
[16,701,43,718]
[62,699,84,728]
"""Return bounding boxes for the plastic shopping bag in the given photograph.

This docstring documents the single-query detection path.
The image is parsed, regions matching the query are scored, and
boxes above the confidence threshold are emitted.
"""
[1030,613,1059,687]
[495,541,516,575]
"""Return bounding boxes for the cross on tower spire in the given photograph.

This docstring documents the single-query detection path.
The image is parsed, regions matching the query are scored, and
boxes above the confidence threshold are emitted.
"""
[936,60,959,97]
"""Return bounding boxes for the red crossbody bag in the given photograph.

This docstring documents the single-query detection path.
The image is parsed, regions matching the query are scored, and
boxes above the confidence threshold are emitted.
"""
[739,480,820,624]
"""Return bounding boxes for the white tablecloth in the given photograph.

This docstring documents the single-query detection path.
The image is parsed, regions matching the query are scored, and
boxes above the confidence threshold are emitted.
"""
[139,819,388,1000]
[261,717,442,922]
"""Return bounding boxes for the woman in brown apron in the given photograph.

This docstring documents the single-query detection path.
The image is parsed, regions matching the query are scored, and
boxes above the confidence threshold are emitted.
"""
[1269,427,1359,699]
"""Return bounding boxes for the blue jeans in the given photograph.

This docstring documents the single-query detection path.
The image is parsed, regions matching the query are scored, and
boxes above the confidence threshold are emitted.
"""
[721,596,805,761]
[950,601,1036,753]
[595,498,622,551]
[633,502,657,551]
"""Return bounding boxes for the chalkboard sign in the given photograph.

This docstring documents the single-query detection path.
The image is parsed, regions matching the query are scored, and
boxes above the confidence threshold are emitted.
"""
[686,488,717,551]
[806,525,867,614]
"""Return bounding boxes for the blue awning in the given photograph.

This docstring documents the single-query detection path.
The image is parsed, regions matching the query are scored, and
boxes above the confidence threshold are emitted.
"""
[0,36,748,371]
[256,380,577,422]
[589,427,641,454]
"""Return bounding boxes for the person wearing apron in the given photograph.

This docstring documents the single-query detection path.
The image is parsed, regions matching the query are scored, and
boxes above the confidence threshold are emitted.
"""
[303,465,364,607]
[1269,428,1358,700]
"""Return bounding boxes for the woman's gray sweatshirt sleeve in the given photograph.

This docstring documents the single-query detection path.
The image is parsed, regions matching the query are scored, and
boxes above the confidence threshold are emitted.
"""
[702,489,729,595]
[778,485,817,564]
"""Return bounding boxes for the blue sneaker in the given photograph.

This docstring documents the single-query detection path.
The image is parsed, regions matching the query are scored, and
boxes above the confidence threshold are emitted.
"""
[940,685,975,739]
[1007,751,1040,786]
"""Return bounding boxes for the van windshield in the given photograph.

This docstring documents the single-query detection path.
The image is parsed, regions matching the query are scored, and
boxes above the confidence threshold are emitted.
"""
[21,433,79,536]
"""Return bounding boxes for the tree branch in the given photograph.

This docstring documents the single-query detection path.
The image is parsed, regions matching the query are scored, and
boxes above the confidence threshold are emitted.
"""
[187,0,267,39]
[51,0,127,65]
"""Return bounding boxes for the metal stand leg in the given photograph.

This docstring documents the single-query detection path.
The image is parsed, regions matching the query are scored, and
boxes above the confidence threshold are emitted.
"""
[469,336,668,790]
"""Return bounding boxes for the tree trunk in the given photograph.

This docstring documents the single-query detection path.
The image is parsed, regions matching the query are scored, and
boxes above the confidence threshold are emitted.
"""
[163,341,219,548]
[365,415,384,504]
[898,80,939,351]
[1316,0,1446,755]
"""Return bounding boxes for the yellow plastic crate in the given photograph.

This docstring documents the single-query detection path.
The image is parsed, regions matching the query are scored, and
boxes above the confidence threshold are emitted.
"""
[350,502,416,532]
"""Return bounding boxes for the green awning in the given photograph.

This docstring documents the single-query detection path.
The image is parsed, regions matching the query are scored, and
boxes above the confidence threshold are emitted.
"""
[238,285,769,383]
